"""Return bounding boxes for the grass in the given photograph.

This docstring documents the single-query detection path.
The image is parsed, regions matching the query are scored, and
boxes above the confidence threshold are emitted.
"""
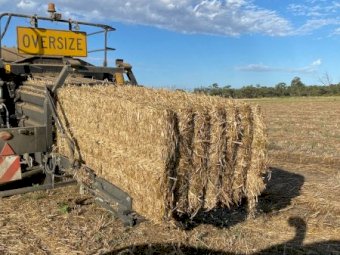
[248,96,340,162]
[0,96,339,254]
[58,202,71,214]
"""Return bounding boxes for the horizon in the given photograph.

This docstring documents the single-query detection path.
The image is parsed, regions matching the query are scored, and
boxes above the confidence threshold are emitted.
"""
[1,0,340,90]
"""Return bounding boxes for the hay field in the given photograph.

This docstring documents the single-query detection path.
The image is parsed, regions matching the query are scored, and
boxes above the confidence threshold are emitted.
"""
[1,96,340,254]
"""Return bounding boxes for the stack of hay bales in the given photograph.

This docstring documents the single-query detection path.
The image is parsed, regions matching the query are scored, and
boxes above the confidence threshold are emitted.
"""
[56,86,267,223]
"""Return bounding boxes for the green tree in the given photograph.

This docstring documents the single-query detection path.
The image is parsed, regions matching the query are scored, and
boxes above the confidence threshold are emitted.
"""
[290,77,305,96]
[275,82,288,96]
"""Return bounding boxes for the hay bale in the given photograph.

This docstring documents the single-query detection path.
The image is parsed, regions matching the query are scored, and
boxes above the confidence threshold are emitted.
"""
[205,107,227,210]
[246,105,268,214]
[173,109,195,216]
[187,111,211,216]
[56,86,267,223]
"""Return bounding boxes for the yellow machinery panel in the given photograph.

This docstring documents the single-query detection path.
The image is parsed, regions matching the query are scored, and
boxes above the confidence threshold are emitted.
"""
[114,73,125,86]
[17,27,87,57]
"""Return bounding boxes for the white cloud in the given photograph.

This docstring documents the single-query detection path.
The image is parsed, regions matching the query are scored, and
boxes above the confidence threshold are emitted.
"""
[236,63,276,72]
[288,1,340,17]
[1,0,340,37]
[312,59,321,66]
[17,0,38,9]
[237,59,322,74]
[0,0,293,37]
[332,27,340,35]
[287,1,340,36]
[296,18,340,35]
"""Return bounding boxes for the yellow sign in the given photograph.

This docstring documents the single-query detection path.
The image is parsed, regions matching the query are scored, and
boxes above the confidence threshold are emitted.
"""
[17,27,87,57]
[4,64,11,74]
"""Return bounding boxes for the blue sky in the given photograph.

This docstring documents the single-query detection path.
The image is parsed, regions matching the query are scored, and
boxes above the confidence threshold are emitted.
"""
[1,0,340,90]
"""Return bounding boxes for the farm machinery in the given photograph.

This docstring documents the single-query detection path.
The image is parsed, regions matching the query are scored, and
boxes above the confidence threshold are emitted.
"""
[0,4,138,225]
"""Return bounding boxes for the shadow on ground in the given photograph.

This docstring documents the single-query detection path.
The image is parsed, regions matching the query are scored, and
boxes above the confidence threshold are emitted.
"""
[107,218,340,254]
[107,225,340,254]
[257,166,305,213]
[175,167,305,230]
[105,167,340,254]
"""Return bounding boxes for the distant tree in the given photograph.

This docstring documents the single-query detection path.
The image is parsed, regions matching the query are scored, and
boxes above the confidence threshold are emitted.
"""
[291,77,304,87]
[319,72,332,86]
[240,85,256,98]
[211,83,219,89]
[193,77,340,98]
[275,82,288,96]
[290,77,305,96]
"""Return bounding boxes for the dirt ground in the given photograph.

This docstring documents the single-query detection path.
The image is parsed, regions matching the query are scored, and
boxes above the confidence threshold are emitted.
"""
[1,96,340,255]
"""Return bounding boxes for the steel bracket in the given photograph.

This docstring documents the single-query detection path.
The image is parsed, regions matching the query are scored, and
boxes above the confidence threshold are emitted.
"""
[93,176,135,226]
[57,156,138,226]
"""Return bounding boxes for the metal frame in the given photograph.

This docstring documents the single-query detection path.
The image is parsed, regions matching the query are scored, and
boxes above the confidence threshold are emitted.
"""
[0,12,115,66]
[0,63,138,226]
[0,10,139,226]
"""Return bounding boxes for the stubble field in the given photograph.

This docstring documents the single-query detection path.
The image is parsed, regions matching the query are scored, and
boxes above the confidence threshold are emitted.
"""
[1,96,340,254]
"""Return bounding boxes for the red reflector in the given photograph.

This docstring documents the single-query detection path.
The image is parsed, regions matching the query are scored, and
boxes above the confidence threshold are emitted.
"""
[0,143,21,183]
[0,131,13,141]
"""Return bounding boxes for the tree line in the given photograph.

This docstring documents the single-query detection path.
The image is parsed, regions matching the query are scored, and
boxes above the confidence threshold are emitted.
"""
[193,77,340,98]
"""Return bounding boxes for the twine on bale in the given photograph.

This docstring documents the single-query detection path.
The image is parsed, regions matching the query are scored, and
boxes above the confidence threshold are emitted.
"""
[162,110,180,220]
[246,105,268,216]
[205,107,227,210]
[188,111,211,217]
[56,85,268,223]
[231,104,254,206]
[173,109,195,217]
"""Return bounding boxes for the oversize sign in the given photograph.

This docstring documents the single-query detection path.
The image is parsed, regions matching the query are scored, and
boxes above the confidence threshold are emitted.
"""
[17,27,87,57]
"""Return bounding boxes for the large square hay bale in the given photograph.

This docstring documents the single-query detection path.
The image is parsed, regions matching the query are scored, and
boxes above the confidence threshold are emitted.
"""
[57,86,267,223]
